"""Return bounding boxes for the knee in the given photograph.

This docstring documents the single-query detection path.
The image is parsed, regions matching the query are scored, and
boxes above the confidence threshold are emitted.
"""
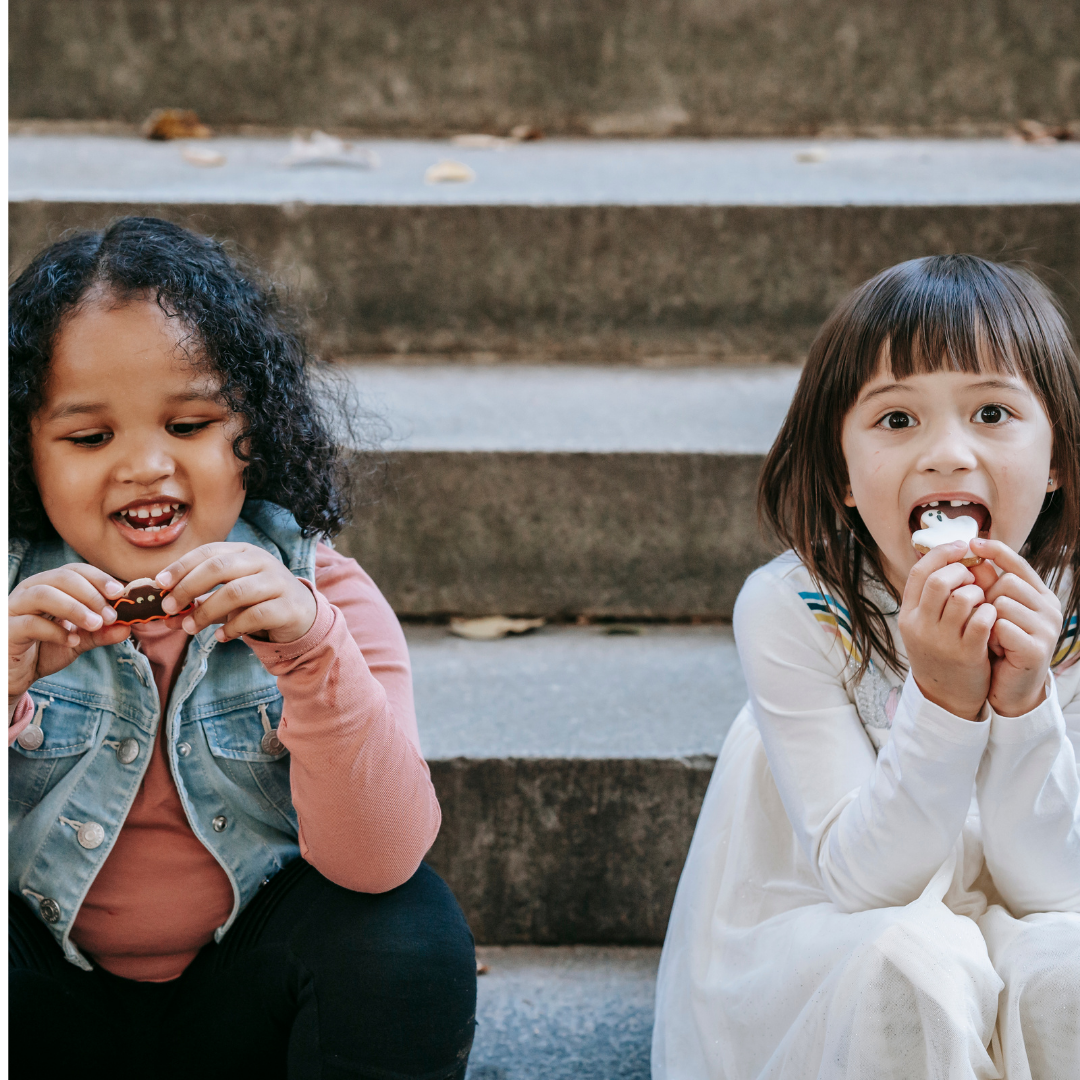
[300,865,476,1074]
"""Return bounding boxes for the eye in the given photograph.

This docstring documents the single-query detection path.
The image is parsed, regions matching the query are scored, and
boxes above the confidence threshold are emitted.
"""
[167,421,213,437]
[877,411,915,430]
[66,432,111,448]
[972,404,1009,425]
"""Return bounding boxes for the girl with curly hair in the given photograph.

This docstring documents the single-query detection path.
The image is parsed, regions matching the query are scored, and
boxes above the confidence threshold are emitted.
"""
[8,217,476,1079]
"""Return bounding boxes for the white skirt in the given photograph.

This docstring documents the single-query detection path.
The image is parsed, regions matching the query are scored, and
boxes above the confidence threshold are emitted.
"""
[652,707,1080,1080]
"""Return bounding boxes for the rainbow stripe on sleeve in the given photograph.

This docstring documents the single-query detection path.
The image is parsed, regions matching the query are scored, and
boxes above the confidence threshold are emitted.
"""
[798,591,862,666]
[1053,614,1080,670]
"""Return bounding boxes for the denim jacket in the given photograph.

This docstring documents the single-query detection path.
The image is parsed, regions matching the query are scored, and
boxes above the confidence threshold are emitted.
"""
[8,501,317,969]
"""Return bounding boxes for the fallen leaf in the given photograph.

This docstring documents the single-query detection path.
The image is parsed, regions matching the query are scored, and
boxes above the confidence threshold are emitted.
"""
[509,124,544,141]
[476,960,490,975]
[449,616,545,641]
[182,146,226,167]
[280,130,380,169]
[144,109,212,141]
[451,133,508,150]
[425,159,476,184]
[1014,119,1075,143]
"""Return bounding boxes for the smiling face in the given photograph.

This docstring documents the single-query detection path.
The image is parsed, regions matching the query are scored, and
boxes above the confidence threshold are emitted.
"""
[841,367,1054,594]
[30,295,248,582]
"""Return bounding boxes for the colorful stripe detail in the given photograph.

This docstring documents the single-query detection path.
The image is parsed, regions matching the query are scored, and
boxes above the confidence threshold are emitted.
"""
[798,591,862,665]
[1053,614,1080,670]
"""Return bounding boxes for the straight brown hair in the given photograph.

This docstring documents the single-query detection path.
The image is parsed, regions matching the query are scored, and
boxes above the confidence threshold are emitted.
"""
[759,255,1080,678]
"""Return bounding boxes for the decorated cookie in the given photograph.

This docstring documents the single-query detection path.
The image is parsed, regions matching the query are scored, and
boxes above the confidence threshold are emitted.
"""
[112,578,195,625]
[910,510,982,567]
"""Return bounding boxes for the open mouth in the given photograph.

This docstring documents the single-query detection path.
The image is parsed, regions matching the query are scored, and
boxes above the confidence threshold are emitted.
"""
[111,500,190,547]
[113,501,187,533]
[908,499,992,538]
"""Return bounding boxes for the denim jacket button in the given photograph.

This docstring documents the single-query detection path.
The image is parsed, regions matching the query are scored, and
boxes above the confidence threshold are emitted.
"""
[177,742,191,757]
[116,738,140,764]
[17,726,44,750]
[76,822,106,850]
[261,731,285,756]
[39,898,61,923]
[212,816,228,833]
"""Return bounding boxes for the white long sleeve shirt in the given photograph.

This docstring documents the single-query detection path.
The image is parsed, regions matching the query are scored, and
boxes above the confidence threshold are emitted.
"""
[733,552,1080,916]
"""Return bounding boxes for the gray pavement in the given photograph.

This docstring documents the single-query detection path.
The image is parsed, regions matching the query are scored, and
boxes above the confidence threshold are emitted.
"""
[11,136,1080,207]
[468,946,659,1080]
[344,364,800,453]
[407,623,745,760]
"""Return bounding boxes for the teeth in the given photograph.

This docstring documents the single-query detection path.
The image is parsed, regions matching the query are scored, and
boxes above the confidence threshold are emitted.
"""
[928,501,939,507]
[950,500,970,506]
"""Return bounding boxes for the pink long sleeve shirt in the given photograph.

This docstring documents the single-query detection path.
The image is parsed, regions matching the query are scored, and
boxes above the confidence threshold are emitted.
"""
[9,545,441,981]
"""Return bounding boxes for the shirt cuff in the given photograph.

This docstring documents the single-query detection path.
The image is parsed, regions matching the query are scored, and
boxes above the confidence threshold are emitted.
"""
[987,675,1062,746]
[896,671,992,747]
[243,580,336,670]
[8,693,35,744]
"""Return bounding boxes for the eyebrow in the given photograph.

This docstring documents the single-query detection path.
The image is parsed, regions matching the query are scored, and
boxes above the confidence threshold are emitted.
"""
[858,376,1024,407]
[44,389,221,423]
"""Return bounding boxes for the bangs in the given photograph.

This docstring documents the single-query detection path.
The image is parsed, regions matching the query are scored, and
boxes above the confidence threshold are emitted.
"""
[856,256,1046,387]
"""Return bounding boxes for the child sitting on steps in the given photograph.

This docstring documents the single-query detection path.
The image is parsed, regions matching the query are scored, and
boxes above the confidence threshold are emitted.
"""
[654,255,1080,1079]
[8,217,477,1080]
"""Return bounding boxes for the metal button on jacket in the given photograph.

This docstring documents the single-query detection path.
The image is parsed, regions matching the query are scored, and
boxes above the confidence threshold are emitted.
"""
[39,898,61,923]
[212,816,228,832]
[116,738,140,764]
[261,731,285,756]
[17,726,44,750]
[177,742,191,757]
[76,822,106,850]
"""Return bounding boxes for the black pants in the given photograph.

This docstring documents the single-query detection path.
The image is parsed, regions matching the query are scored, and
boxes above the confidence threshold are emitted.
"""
[9,861,476,1079]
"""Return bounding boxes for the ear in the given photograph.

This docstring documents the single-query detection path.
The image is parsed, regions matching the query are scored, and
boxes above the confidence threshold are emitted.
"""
[843,487,857,508]
[1047,473,1058,491]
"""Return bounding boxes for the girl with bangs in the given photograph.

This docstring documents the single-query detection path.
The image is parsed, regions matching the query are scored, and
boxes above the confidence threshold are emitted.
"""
[653,255,1080,1080]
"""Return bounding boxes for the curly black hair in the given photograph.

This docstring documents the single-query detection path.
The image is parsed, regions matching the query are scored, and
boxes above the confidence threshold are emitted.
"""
[10,216,371,541]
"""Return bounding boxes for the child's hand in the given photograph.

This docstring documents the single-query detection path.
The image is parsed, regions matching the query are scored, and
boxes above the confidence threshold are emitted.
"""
[898,541,998,721]
[967,538,1062,717]
[156,543,318,645]
[8,565,129,716]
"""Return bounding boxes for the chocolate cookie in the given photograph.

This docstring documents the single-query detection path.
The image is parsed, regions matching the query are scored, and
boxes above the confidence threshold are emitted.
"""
[113,578,195,625]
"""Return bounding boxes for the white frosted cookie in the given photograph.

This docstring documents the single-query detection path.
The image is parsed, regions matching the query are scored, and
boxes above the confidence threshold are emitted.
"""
[911,510,982,567]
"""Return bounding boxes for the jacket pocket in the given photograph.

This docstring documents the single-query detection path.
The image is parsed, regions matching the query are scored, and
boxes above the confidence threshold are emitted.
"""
[9,693,104,810]
[198,696,296,828]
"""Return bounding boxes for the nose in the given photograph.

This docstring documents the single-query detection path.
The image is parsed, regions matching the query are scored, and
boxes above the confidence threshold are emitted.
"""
[113,433,177,487]
[916,422,978,476]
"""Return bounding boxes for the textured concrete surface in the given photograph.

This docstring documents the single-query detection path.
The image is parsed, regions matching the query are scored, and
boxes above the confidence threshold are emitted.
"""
[407,624,746,760]
[337,451,770,618]
[410,626,742,942]
[13,136,1080,206]
[346,365,800,453]
[426,756,713,943]
[12,199,1078,364]
[467,946,658,1080]
[11,0,1079,136]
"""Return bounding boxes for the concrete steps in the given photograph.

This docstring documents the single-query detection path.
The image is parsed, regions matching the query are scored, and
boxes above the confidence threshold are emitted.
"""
[334,364,797,618]
[11,135,1080,364]
[11,0,1079,138]
[408,622,744,942]
[468,946,658,1079]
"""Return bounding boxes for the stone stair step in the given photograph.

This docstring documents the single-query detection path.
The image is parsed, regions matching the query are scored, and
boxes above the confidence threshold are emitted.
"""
[409,624,745,943]
[333,364,797,618]
[468,946,659,1080]
[11,135,1079,364]
[12,0,1078,138]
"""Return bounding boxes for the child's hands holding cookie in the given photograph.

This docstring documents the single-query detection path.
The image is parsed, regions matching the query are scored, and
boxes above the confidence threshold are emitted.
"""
[899,541,997,721]
[8,564,130,716]
[967,538,1062,717]
[156,542,318,644]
